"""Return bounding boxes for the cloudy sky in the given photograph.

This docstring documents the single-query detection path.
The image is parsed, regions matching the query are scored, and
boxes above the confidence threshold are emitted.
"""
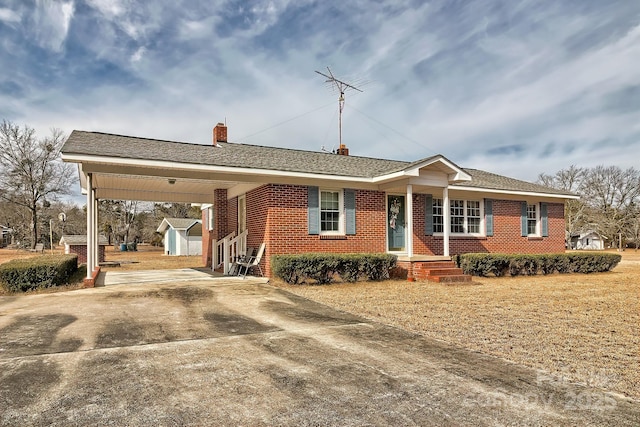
[1,0,638,192]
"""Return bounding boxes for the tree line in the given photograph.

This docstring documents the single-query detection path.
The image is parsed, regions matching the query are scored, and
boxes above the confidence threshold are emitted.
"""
[538,165,640,249]
[0,120,199,249]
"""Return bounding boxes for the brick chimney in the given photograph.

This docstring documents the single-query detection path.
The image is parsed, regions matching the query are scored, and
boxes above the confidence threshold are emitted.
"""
[336,143,349,156]
[213,123,228,144]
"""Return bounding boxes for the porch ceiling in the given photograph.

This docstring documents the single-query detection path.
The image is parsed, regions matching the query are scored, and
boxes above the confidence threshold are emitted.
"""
[92,174,237,203]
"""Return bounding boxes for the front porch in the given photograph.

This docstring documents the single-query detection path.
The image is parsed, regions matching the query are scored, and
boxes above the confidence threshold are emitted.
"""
[395,255,472,283]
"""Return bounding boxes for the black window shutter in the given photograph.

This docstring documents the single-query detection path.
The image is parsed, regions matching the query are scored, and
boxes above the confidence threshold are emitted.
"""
[541,203,548,237]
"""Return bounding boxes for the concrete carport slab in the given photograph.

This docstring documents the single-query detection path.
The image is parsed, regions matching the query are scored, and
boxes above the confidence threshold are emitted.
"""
[96,268,269,286]
[0,280,637,426]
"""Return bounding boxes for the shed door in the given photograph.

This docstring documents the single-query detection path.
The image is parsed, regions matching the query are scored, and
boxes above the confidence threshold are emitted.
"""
[168,229,177,255]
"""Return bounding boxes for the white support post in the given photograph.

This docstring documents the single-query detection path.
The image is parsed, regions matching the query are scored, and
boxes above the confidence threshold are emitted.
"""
[406,184,413,257]
[86,173,93,279]
[443,186,450,257]
[93,196,98,271]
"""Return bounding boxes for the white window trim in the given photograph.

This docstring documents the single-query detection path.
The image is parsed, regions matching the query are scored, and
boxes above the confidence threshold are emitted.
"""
[208,207,214,231]
[526,202,541,237]
[238,194,246,233]
[433,198,485,237]
[319,189,345,235]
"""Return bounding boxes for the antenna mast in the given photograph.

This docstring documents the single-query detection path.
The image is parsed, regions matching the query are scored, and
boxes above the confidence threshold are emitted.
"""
[315,67,363,151]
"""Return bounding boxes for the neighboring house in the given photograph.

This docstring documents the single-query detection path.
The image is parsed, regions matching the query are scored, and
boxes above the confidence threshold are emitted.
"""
[0,225,11,248]
[59,235,109,264]
[570,231,604,250]
[61,124,578,281]
[156,218,203,256]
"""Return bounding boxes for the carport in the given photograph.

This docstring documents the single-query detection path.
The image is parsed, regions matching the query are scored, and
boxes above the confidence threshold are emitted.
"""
[61,127,263,285]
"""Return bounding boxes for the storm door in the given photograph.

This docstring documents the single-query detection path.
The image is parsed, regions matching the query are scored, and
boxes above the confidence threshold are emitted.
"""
[387,195,406,252]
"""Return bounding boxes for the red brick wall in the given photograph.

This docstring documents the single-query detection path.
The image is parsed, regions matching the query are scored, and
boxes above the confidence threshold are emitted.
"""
[412,196,566,255]
[69,245,105,264]
[204,185,566,275]
[261,185,386,276]
[202,189,230,266]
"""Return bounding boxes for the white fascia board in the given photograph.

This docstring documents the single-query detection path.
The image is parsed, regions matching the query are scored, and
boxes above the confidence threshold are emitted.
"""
[374,157,471,183]
[450,185,580,200]
[198,203,213,210]
[372,170,410,183]
[62,154,372,184]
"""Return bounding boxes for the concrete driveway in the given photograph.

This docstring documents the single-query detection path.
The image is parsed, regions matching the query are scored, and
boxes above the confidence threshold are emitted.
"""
[0,278,638,426]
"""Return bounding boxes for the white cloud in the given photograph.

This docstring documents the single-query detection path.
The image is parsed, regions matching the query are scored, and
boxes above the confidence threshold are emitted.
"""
[130,46,145,62]
[33,0,75,52]
[0,7,21,23]
[85,0,125,18]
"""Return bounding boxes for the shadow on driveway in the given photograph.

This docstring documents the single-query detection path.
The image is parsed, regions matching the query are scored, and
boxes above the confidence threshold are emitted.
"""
[0,280,638,426]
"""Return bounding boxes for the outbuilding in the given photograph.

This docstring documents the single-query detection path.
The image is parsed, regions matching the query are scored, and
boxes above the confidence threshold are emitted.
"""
[60,235,108,264]
[156,218,203,256]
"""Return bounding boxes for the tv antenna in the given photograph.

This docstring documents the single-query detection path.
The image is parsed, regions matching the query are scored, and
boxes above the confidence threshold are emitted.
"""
[315,67,363,152]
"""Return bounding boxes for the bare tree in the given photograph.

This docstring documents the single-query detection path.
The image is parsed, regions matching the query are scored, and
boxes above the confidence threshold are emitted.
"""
[98,200,141,246]
[538,165,587,246]
[579,166,640,248]
[0,121,74,248]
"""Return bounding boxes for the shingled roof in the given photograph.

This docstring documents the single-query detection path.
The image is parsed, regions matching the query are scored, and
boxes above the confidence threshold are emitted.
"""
[62,130,574,197]
[63,131,408,178]
[455,169,572,196]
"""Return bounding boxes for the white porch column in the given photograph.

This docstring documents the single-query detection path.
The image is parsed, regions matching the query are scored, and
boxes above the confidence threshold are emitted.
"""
[93,197,98,271]
[406,184,413,257]
[86,173,93,279]
[443,186,450,257]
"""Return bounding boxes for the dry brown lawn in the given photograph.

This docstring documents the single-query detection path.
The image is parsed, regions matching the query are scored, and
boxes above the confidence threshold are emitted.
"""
[273,250,640,401]
[100,244,204,271]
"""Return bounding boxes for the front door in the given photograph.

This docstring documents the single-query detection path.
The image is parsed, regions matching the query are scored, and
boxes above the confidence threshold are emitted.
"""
[387,195,406,252]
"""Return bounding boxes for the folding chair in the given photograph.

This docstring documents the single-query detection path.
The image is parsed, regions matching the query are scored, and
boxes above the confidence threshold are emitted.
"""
[237,243,265,278]
[230,247,254,276]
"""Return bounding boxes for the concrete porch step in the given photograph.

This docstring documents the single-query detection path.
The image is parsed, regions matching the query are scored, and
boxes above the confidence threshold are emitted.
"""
[413,261,457,270]
[427,274,473,283]
[423,267,465,276]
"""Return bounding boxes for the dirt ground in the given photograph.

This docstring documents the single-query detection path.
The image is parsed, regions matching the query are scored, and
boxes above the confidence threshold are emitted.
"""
[101,244,204,271]
[0,244,202,271]
[273,250,640,401]
[1,278,638,426]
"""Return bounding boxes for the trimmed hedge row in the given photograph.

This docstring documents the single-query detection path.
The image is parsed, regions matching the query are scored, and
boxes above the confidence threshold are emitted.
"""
[0,254,79,292]
[453,253,621,277]
[271,253,398,284]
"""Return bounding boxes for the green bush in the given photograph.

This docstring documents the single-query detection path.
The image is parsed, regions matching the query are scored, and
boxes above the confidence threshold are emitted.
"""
[0,254,78,292]
[271,253,397,284]
[456,252,621,277]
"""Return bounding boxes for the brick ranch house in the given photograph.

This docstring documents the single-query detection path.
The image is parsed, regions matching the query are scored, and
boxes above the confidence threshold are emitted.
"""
[62,124,577,283]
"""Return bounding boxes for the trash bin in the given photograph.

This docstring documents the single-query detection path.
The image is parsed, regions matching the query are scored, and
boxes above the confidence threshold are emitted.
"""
[120,243,127,251]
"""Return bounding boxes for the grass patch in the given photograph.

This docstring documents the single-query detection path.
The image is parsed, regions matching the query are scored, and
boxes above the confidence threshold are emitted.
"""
[272,250,640,400]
